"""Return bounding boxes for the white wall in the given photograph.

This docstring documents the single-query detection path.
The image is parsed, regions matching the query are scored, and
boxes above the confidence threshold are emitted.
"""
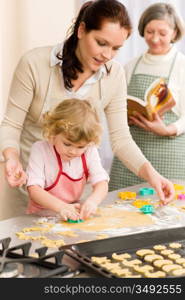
[0,0,77,122]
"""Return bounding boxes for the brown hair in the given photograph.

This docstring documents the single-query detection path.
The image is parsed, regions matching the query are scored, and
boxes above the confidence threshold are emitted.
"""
[138,3,185,42]
[58,0,132,89]
[42,99,102,145]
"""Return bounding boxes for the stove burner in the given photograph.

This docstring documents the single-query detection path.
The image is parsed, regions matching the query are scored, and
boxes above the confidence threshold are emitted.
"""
[0,263,20,278]
[0,237,71,278]
[17,263,41,278]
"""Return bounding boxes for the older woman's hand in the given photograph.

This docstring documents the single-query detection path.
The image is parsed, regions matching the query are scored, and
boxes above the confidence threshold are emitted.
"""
[129,112,177,136]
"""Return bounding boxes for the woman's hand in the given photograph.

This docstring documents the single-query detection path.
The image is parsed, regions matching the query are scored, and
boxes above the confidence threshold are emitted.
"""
[80,200,98,220]
[59,203,80,221]
[129,112,176,136]
[139,162,175,205]
[5,158,27,187]
[149,174,175,205]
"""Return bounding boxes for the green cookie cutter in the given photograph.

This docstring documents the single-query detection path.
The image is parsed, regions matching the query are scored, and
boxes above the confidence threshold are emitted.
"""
[67,219,84,223]
[139,187,155,196]
[140,204,155,214]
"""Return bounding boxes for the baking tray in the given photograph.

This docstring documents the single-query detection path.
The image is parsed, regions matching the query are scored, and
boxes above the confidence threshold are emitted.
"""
[63,226,185,278]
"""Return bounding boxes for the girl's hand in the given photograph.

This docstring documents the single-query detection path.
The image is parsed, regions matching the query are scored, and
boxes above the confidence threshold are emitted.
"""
[129,112,174,136]
[59,203,80,221]
[5,158,27,187]
[80,200,98,220]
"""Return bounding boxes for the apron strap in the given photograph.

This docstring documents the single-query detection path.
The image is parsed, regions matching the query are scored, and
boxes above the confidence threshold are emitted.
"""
[132,56,143,75]
[81,153,89,180]
[132,50,178,81]
[53,146,63,172]
[128,56,143,85]
[54,146,88,180]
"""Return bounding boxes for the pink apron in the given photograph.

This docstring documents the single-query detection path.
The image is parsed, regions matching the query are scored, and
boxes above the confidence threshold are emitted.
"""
[27,147,89,214]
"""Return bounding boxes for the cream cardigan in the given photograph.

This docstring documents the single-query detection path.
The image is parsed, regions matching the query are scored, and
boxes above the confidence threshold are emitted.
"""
[0,46,147,173]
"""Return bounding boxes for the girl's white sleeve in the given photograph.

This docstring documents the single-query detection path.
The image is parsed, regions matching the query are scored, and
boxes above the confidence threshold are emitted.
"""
[86,146,109,186]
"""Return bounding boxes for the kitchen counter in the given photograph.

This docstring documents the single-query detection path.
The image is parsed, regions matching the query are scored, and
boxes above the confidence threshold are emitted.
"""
[1,180,185,277]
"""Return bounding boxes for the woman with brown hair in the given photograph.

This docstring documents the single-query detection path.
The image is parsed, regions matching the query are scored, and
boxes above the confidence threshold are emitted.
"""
[0,0,174,211]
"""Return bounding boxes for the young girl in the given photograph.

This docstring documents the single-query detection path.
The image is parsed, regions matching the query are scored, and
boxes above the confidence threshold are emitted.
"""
[26,99,109,220]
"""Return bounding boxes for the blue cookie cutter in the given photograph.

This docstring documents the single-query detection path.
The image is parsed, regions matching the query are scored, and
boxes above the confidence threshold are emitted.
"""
[67,219,84,223]
[140,204,155,214]
[139,187,155,196]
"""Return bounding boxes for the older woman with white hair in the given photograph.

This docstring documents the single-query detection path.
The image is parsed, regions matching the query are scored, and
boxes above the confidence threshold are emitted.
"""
[110,2,185,191]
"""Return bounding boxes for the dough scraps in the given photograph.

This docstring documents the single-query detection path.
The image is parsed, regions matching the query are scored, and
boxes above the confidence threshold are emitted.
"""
[57,230,78,237]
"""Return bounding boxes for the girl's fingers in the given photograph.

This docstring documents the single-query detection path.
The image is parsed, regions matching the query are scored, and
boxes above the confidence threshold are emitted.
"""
[80,206,87,219]
[80,207,94,219]
[74,203,81,212]
[63,210,80,221]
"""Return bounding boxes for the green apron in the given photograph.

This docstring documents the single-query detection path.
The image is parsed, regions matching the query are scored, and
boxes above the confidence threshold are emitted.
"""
[109,53,185,191]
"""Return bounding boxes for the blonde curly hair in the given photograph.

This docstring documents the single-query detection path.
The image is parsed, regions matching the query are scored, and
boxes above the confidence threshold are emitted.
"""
[42,98,102,145]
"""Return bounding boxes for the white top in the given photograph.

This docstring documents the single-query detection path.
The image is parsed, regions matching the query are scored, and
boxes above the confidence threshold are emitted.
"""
[124,46,185,135]
[50,43,106,98]
[26,141,109,188]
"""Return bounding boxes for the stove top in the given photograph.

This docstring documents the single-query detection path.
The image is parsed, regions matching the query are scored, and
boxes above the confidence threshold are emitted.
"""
[0,237,81,278]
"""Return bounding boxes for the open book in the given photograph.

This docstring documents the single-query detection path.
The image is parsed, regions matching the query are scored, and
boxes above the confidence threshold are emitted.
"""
[127,78,176,121]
